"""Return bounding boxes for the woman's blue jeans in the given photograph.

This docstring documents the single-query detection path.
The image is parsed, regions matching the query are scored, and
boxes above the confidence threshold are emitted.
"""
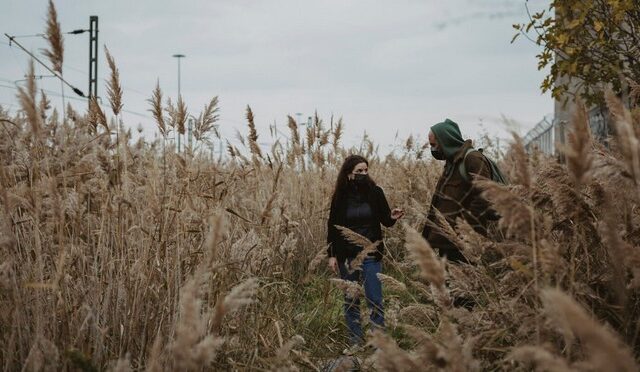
[338,257,384,346]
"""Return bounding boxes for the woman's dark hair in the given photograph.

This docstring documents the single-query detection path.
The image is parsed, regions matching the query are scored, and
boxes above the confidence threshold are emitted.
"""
[331,155,376,206]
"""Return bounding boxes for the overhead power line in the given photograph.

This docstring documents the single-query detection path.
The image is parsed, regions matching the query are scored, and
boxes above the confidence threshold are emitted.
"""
[7,33,44,39]
[0,83,152,119]
[4,33,86,98]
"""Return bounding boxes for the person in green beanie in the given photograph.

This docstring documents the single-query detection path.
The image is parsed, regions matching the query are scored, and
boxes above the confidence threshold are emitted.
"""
[422,118,494,264]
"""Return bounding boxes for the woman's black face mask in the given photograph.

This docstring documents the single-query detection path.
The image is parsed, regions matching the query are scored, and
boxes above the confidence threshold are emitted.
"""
[352,173,368,185]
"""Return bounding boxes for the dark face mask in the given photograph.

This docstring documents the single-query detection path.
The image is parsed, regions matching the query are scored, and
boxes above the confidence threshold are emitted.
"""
[352,173,368,186]
[431,148,445,160]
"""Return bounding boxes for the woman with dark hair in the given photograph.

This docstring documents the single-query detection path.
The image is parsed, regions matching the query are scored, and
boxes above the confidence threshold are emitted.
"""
[326,154,404,350]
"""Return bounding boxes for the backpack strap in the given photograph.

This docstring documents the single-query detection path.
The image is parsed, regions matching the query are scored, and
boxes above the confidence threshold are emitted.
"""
[458,148,477,183]
[459,148,488,183]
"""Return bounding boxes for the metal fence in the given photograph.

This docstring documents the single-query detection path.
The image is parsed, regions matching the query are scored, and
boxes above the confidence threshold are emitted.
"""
[524,107,612,156]
[524,114,555,155]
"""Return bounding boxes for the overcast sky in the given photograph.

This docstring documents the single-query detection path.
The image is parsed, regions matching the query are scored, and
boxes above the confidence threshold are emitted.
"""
[2,0,551,154]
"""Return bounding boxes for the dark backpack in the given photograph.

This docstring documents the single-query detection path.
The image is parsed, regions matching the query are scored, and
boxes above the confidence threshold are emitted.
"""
[458,148,508,185]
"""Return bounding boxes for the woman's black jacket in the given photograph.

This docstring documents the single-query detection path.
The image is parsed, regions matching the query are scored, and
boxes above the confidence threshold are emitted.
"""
[326,185,396,262]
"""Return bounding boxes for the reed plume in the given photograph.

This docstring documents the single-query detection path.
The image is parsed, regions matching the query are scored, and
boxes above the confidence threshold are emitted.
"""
[332,117,344,152]
[175,95,187,135]
[306,120,315,152]
[39,90,50,122]
[477,180,533,240]
[226,140,237,158]
[104,46,123,116]
[597,189,638,295]
[42,0,64,74]
[287,115,300,147]
[17,60,41,139]
[605,89,640,187]
[405,135,414,152]
[436,320,480,371]
[211,278,259,332]
[246,106,263,159]
[508,346,573,371]
[261,163,282,221]
[88,96,107,133]
[628,78,640,105]
[171,276,224,370]
[335,225,380,271]
[367,331,421,370]
[164,97,176,131]
[148,81,167,137]
[537,238,561,280]
[511,132,531,189]
[335,225,374,250]
[376,273,407,293]
[453,217,489,262]
[306,245,327,274]
[274,335,305,362]
[564,101,593,187]
[540,288,638,372]
[398,304,437,326]
[194,96,220,142]
[403,224,446,292]
[202,214,226,269]
[329,278,363,299]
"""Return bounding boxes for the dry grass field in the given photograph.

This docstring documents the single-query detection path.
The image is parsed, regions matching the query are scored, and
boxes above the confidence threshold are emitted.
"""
[1,2,640,371]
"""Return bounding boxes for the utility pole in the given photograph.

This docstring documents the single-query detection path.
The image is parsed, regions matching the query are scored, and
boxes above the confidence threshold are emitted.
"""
[88,16,98,105]
[172,53,185,152]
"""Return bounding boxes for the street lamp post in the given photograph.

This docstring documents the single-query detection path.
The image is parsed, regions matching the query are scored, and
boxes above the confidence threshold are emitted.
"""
[172,53,185,152]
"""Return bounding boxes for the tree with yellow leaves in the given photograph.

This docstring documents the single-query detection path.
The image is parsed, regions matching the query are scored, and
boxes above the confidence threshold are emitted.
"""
[513,0,640,106]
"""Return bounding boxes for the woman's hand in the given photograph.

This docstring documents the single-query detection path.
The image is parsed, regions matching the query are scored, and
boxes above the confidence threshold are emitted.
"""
[391,208,405,220]
[328,257,338,275]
